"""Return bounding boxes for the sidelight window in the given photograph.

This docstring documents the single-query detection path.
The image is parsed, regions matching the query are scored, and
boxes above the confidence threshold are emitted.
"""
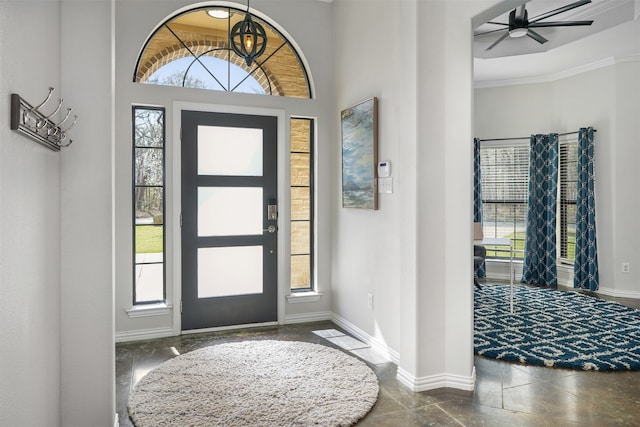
[290,118,314,291]
[132,106,166,304]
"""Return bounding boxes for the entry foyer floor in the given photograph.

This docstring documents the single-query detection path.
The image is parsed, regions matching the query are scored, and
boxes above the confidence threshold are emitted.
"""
[117,294,640,426]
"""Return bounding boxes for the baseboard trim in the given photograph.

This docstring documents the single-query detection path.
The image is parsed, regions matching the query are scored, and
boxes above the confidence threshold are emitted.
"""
[115,326,174,343]
[597,287,640,299]
[330,313,400,365]
[397,366,476,392]
[484,260,574,288]
[284,311,332,324]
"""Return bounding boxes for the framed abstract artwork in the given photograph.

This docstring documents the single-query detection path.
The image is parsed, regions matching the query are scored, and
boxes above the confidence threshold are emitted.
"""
[341,97,378,210]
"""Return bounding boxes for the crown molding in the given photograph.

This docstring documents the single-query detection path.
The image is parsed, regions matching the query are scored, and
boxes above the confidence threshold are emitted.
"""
[474,54,640,89]
[563,0,630,20]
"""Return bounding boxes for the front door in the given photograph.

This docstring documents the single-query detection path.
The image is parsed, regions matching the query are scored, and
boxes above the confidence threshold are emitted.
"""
[181,110,278,330]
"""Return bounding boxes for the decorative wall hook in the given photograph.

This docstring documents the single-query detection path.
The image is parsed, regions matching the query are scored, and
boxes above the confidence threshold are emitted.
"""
[10,87,78,151]
[35,97,64,129]
[29,87,54,115]
[57,108,73,127]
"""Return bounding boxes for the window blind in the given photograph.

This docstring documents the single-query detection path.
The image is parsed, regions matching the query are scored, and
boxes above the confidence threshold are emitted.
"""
[480,145,529,258]
[559,140,578,262]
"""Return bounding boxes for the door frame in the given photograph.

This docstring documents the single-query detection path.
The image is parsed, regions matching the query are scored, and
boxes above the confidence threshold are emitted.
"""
[171,101,286,334]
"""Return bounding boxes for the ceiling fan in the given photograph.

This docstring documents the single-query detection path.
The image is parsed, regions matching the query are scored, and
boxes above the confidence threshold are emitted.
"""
[475,0,594,51]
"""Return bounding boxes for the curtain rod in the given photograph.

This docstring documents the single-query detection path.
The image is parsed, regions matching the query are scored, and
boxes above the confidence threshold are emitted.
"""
[479,129,597,143]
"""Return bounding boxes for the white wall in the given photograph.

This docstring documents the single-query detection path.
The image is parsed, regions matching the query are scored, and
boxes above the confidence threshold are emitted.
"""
[0,2,62,425]
[114,0,334,338]
[475,82,554,137]
[611,61,640,294]
[475,60,640,297]
[0,2,116,425]
[332,0,494,390]
[331,0,405,364]
[60,0,115,425]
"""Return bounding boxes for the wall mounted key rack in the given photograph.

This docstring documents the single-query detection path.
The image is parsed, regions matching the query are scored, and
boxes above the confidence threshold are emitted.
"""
[10,87,77,151]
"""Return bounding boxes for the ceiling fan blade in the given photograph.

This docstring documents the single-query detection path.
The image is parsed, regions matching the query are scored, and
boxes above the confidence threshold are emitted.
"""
[529,20,594,28]
[475,27,509,37]
[527,29,549,44]
[529,0,591,23]
[486,32,509,51]
[474,20,509,37]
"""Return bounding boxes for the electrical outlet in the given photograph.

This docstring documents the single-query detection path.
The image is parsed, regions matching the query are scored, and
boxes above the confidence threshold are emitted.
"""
[367,293,374,310]
[622,262,630,273]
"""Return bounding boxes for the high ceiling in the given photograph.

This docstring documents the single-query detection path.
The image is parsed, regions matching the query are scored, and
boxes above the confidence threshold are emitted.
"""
[474,0,640,86]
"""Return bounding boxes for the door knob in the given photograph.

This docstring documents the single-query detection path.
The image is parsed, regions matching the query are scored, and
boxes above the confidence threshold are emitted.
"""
[264,225,277,233]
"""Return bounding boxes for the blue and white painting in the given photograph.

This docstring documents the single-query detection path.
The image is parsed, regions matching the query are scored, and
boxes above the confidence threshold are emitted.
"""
[341,97,378,210]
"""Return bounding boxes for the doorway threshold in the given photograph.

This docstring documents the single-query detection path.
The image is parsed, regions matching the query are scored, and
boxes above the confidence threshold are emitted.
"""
[181,321,278,335]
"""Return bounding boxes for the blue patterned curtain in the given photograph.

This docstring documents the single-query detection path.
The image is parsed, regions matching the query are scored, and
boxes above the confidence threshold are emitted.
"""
[522,134,559,286]
[574,127,599,291]
[473,138,486,278]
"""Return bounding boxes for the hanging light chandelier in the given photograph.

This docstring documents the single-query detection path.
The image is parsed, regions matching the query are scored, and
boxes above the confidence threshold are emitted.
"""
[229,0,267,67]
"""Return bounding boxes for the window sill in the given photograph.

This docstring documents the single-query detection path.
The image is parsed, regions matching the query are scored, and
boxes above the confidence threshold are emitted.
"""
[126,303,172,318]
[486,258,523,264]
[487,258,573,268]
[286,291,323,304]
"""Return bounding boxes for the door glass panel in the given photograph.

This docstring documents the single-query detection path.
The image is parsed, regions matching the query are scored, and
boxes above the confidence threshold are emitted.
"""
[198,125,263,176]
[197,246,263,298]
[198,187,263,236]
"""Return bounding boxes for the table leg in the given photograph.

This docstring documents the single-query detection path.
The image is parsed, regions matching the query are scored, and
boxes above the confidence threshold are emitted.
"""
[510,243,514,313]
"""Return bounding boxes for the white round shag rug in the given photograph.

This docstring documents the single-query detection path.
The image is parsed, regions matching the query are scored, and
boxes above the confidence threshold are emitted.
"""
[128,340,379,427]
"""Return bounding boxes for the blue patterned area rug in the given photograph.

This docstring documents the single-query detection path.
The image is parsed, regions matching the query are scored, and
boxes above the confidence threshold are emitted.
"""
[475,284,640,371]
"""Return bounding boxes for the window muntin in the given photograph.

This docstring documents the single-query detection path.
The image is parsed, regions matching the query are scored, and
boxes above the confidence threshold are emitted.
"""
[133,107,166,304]
[290,118,314,291]
[148,56,265,94]
[134,6,311,98]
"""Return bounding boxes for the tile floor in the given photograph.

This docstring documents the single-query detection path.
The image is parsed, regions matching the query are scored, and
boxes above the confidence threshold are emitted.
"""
[116,288,640,427]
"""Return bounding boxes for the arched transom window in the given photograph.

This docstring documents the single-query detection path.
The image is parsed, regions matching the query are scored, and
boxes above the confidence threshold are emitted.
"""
[134,5,312,98]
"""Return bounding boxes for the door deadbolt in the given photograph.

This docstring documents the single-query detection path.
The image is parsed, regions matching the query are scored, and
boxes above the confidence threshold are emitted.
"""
[267,204,278,221]
[264,225,277,233]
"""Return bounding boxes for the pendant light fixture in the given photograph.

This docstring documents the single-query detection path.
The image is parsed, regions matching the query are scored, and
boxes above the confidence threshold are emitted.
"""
[229,0,267,67]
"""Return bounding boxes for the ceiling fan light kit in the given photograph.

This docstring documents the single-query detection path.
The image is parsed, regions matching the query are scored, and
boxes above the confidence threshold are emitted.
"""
[476,0,594,51]
[508,8,528,38]
[509,28,528,38]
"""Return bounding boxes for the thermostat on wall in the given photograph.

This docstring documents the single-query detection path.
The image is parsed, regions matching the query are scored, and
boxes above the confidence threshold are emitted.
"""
[378,161,391,178]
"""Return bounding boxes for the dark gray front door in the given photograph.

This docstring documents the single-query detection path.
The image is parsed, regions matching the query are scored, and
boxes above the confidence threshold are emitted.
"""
[181,110,277,330]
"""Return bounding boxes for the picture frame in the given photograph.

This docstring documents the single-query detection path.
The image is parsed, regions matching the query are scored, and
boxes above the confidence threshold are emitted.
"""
[341,97,378,210]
